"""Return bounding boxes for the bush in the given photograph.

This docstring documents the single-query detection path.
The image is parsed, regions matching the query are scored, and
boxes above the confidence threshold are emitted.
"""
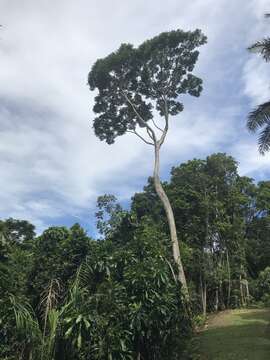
[261,293,270,307]
[258,267,270,297]
[63,235,192,360]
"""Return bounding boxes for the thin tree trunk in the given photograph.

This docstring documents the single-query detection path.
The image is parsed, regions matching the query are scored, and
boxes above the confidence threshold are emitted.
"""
[239,274,244,306]
[200,271,207,317]
[153,143,188,296]
[246,279,250,303]
[214,287,219,311]
[219,279,225,310]
[202,188,209,316]
[226,249,231,308]
[203,285,207,316]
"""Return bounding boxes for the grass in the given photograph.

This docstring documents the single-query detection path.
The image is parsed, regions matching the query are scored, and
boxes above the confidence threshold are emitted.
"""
[189,308,270,360]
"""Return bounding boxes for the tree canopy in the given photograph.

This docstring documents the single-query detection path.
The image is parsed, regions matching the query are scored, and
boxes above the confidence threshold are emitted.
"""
[88,29,206,145]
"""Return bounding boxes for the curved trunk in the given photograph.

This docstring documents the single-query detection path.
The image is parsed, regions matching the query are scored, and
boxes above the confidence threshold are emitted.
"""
[153,143,188,296]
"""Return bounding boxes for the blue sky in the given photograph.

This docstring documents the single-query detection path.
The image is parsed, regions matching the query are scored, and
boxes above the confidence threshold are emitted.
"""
[1,0,270,237]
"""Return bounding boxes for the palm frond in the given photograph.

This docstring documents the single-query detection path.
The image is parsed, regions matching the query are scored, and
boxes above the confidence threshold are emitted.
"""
[46,309,61,359]
[11,295,42,343]
[38,278,62,359]
[77,260,94,287]
[40,279,61,333]
[247,101,270,131]
[248,37,270,61]
[11,294,64,360]
[40,279,61,313]
[258,124,270,154]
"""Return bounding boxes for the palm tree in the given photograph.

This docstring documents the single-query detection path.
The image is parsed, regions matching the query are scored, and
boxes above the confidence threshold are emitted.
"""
[247,14,270,154]
[11,279,63,360]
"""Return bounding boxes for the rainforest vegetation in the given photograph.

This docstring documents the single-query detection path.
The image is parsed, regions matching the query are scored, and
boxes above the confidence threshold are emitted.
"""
[1,153,270,359]
[1,20,270,360]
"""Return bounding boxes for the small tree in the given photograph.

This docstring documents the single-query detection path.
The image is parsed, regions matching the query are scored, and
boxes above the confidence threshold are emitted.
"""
[88,29,207,295]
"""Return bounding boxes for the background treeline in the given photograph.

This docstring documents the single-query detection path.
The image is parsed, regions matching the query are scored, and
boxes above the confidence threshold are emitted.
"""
[1,153,270,359]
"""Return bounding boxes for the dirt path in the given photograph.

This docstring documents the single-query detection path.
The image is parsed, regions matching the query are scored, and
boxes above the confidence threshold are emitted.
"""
[191,308,270,360]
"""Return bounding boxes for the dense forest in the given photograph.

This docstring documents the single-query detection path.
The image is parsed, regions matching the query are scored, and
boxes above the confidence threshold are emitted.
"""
[1,153,270,359]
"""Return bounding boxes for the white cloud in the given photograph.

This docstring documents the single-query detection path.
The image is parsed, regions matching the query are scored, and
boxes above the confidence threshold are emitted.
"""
[243,58,270,106]
[242,0,270,106]
[0,0,270,232]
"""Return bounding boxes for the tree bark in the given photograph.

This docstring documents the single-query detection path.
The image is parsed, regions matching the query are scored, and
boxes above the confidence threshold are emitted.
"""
[203,283,207,316]
[153,142,188,296]
[246,279,250,303]
[240,274,244,306]
[200,271,207,316]
[214,287,219,312]
[226,249,231,308]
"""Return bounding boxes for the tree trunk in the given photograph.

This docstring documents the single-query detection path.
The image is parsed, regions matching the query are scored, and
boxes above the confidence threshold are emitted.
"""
[153,143,188,296]
[246,279,250,303]
[200,271,207,316]
[226,249,231,308]
[202,189,209,316]
[239,274,244,306]
[203,284,207,316]
[219,279,225,310]
[214,287,219,312]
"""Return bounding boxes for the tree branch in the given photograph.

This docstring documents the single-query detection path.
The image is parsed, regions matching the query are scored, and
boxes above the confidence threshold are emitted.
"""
[151,119,164,132]
[127,130,154,146]
[121,90,157,143]
[146,127,154,141]
[158,96,169,146]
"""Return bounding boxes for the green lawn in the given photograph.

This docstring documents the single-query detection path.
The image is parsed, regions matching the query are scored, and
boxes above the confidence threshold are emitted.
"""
[191,309,270,360]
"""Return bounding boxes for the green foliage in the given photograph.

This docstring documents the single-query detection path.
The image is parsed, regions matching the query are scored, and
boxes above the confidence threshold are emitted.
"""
[1,218,35,245]
[88,29,206,144]
[11,290,65,360]
[96,194,126,237]
[261,293,270,307]
[0,219,35,359]
[2,153,270,359]
[28,225,93,307]
[258,267,270,297]
[63,228,191,360]
[131,153,259,312]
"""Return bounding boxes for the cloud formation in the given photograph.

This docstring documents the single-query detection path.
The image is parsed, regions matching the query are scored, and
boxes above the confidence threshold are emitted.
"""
[0,0,270,233]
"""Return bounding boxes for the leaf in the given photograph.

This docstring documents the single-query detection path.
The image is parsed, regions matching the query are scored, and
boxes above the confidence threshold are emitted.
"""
[77,333,82,349]
[120,339,126,351]
[65,326,73,338]
[83,318,90,329]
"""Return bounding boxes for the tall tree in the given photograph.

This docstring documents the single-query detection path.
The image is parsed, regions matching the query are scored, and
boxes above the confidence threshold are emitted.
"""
[131,154,254,311]
[88,29,207,294]
[247,14,270,154]
[95,194,126,238]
